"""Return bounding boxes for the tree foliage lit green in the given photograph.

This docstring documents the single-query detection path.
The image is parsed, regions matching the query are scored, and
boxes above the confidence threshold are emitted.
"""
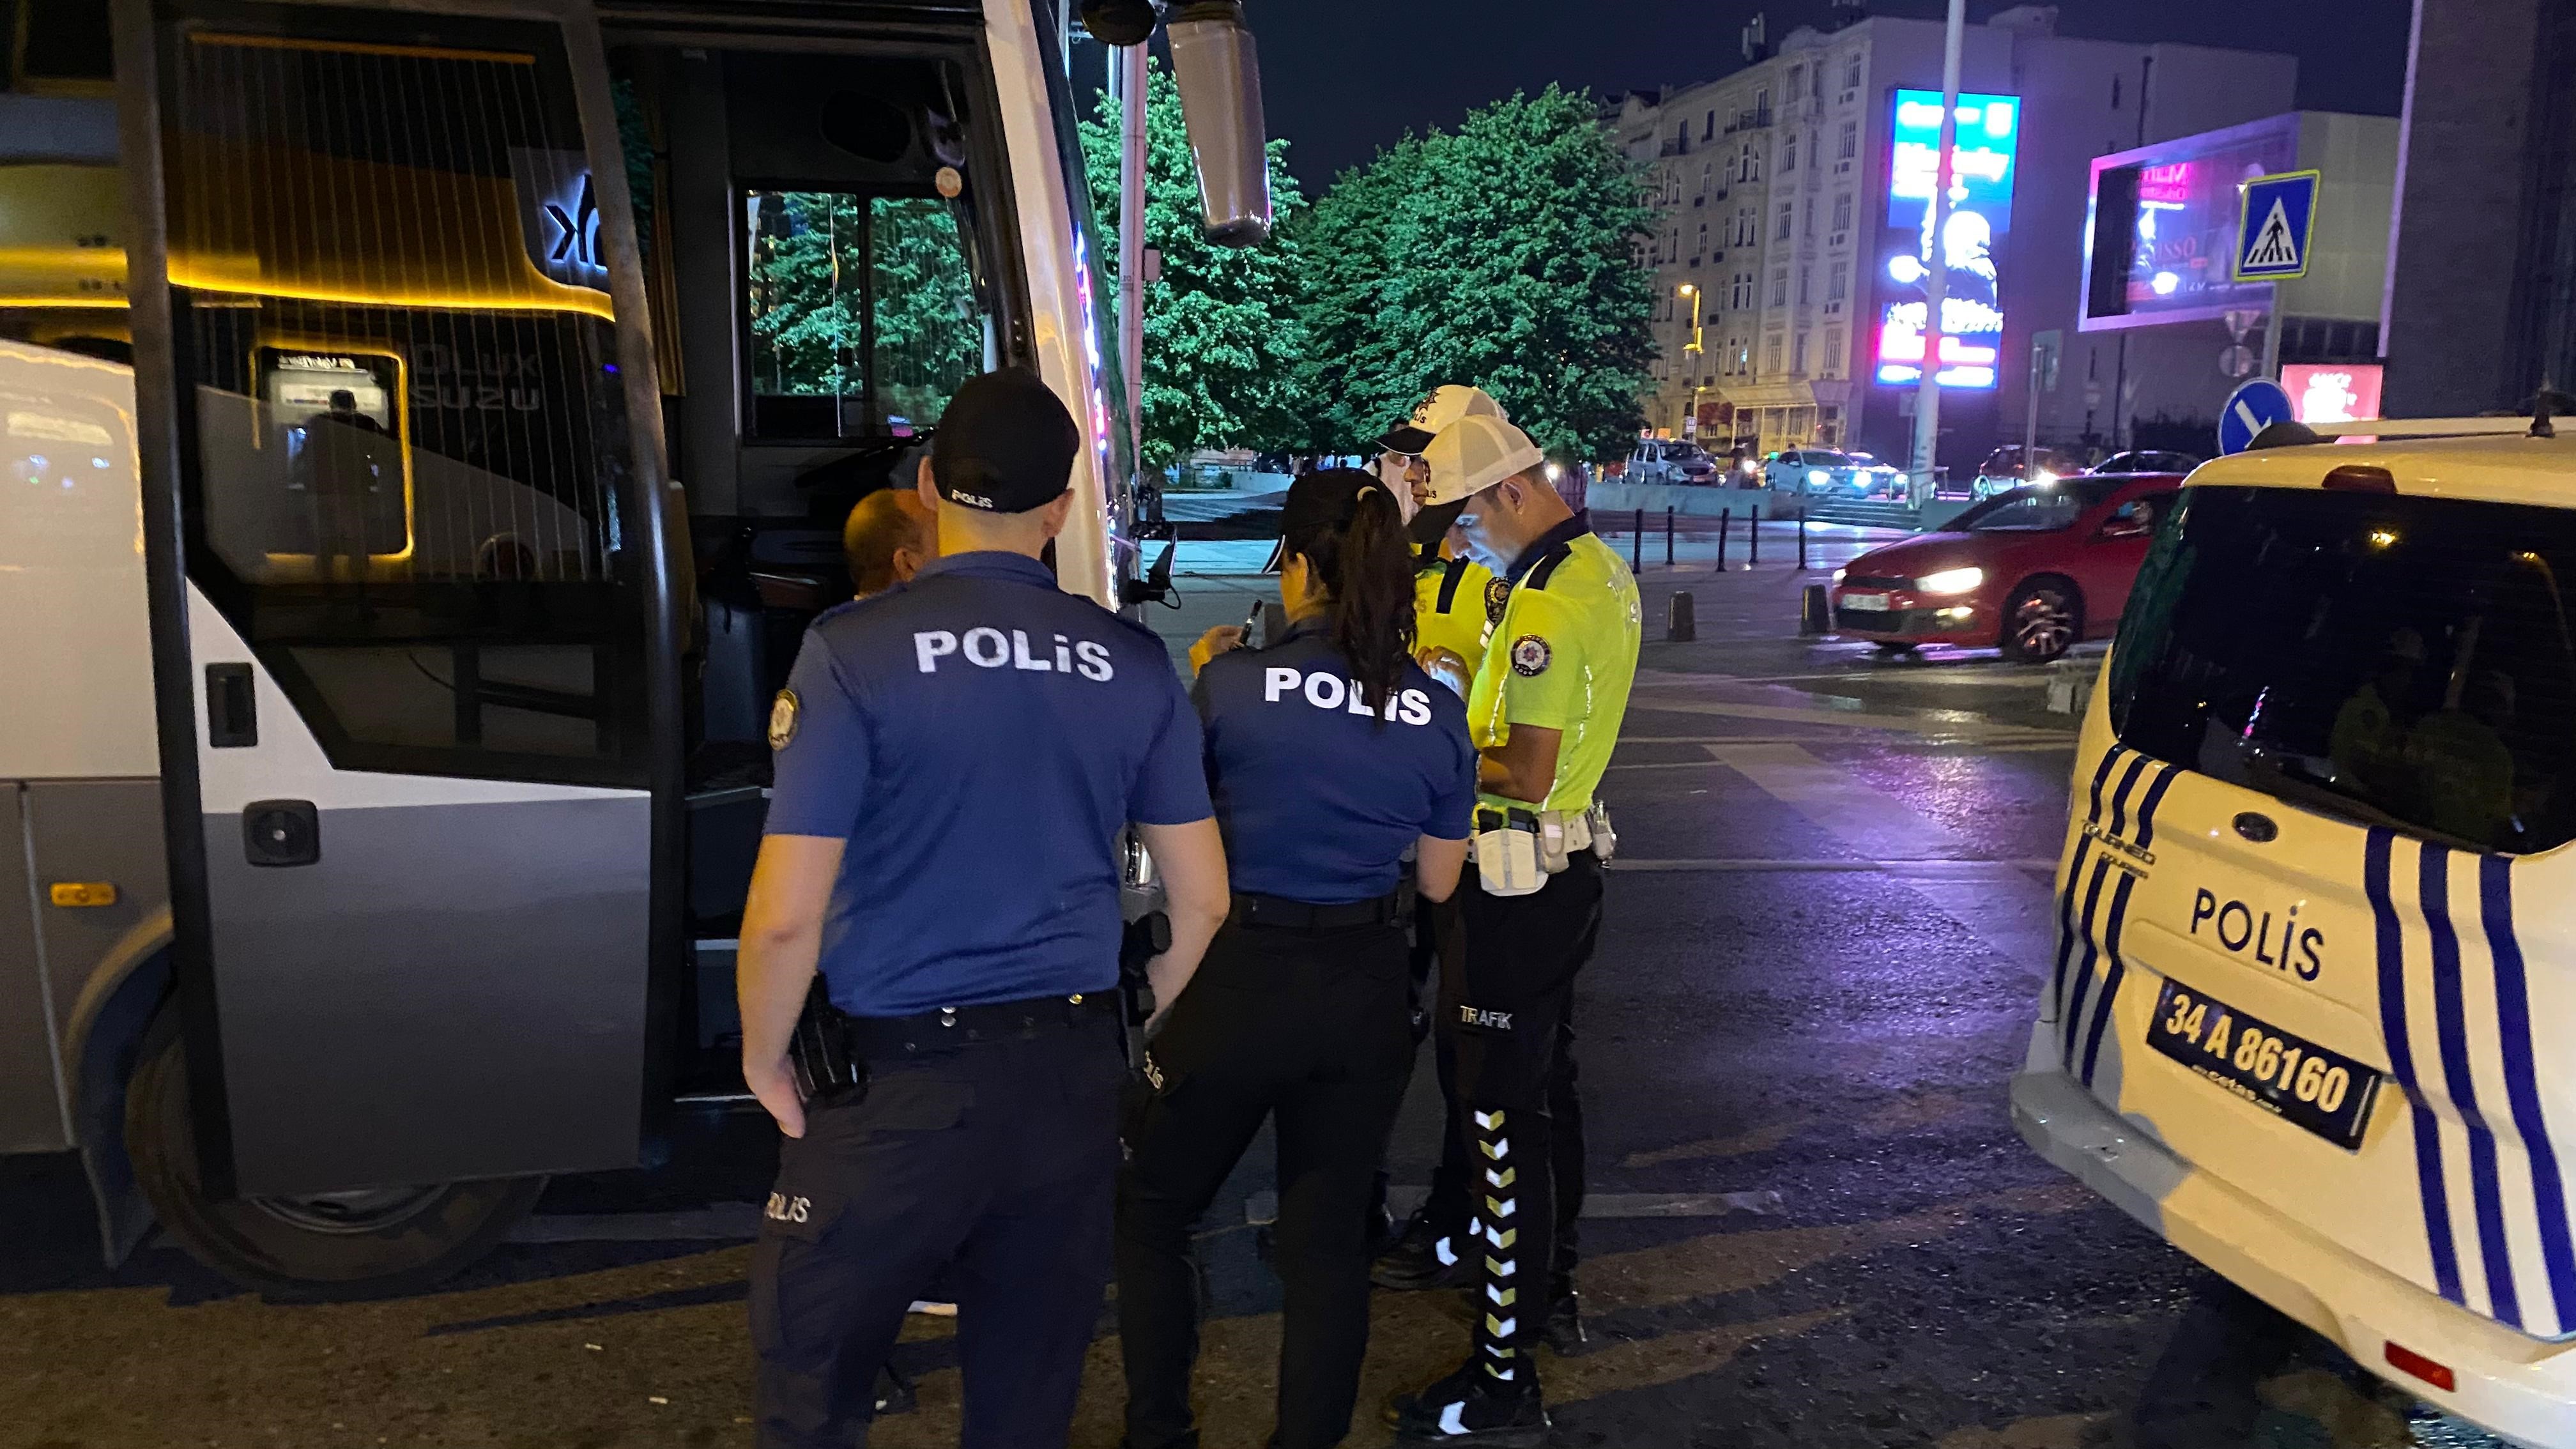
[1080,62,1309,468]
[746,194,984,425]
[1297,86,1657,461]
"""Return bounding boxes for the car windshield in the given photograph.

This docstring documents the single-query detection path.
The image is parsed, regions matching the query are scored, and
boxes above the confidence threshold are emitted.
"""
[2108,486,2576,854]
[1947,479,2123,532]
[1801,450,1853,467]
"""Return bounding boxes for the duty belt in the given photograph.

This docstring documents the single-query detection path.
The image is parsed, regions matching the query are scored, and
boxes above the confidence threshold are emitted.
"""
[1227,890,1402,931]
[846,990,1116,1059]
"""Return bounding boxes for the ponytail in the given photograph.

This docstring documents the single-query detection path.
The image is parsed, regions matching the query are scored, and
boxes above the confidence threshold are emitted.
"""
[1281,468,1420,718]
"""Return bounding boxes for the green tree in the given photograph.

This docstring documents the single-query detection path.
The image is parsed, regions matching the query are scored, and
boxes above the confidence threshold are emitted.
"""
[1299,86,1657,461]
[1080,61,1310,469]
[745,192,983,425]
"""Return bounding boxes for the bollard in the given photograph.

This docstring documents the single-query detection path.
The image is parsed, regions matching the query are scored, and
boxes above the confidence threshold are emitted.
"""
[1669,589,1698,641]
[1716,509,1731,571]
[1749,505,1761,566]
[1631,507,1645,572]
[1798,507,1809,571]
[1665,506,1676,566]
[1800,582,1832,634]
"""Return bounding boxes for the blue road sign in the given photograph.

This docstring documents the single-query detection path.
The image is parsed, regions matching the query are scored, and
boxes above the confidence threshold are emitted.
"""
[2234,170,2320,282]
[2218,378,2296,456]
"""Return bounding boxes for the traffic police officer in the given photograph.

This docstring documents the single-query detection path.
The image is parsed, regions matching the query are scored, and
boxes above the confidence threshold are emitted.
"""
[1376,385,1512,694]
[1369,387,1510,1262]
[1117,466,1476,1449]
[739,366,1232,1449]
[1386,414,1641,1445]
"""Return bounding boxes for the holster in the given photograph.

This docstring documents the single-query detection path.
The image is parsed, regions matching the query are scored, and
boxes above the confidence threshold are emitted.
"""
[786,977,868,1108]
[1119,911,1172,1070]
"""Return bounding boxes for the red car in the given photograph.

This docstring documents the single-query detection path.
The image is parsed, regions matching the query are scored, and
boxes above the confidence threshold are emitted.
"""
[1829,474,2181,662]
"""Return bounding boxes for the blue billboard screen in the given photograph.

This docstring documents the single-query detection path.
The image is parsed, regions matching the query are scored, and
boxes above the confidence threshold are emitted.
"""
[1876,89,2018,389]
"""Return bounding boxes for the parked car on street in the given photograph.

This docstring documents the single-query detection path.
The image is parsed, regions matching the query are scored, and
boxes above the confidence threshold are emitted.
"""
[1627,438,1721,485]
[2088,448,2202,475]
[1827,473,2181,662]
[1971,443,2087,498]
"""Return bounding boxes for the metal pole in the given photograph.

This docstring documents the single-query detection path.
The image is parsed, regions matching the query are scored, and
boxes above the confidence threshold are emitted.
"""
[1116,42,1149,471]
[1717,508,1731,571]
[1910,0,1966,487]
[1749,507,1761,566]
[1798,507,1809,571]
[2262,282,2284,379]
[1666,506,1676,566]
[2023,335,2044,471]
[1632,507,1645,572]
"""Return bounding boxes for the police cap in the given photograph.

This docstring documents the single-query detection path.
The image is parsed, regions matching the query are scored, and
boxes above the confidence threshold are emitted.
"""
[931,367,1081,513]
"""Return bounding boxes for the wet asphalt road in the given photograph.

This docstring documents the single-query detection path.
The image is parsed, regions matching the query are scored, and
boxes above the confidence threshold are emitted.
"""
[0,522,2501,1448]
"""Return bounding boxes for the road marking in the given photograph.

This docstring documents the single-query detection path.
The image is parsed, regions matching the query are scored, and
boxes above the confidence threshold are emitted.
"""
[1636,695,2068,743]
[1704,742,1961,855]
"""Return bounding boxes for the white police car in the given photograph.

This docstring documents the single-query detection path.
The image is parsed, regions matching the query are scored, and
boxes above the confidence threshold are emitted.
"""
[2016,418,2576,1446]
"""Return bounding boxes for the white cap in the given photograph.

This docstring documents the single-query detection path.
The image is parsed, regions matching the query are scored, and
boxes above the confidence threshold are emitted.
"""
[1377,385,1510,455]
[1420,414,1546,516]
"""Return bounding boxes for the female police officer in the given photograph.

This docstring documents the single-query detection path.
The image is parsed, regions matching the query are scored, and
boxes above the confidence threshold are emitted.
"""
[1116,468,1477,1449]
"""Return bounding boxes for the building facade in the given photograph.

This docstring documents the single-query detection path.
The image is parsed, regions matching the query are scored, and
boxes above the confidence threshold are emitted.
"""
[1621,6,2299,470]
[2382,0,2576,418]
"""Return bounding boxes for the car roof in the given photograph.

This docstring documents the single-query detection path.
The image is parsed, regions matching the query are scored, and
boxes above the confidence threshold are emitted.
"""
[2184,434,2576,509]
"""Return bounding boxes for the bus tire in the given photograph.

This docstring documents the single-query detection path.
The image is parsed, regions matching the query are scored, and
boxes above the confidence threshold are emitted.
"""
[126,1002,544,1300]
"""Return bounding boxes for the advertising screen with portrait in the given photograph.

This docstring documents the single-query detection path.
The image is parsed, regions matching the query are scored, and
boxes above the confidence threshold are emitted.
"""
[1876,89,2018,390]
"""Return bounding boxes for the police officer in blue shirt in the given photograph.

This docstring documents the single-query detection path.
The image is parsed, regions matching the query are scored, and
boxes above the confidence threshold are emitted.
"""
[738,367,1232,1449]
[1116,468,1477,1449]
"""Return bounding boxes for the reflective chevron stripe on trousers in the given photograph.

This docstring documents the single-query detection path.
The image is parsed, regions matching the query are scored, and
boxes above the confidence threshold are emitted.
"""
[1446,851,1605,1379]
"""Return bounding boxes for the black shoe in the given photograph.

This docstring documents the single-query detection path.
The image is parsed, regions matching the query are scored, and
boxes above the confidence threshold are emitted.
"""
[1367,1196,1399,1255]
[1542,1289,1586,1356]
[1386,1361,1549,1445]
[873,1363,916,1416]
[1372,1205,1475,1292]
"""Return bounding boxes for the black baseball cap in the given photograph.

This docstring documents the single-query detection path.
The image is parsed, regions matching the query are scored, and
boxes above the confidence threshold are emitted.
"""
[1279,466,1390,543]
[930,367,1080,513]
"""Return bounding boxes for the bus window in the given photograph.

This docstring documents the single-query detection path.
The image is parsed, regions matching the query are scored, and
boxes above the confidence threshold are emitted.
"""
[162,22,648,788]
[12,0,112,91]
[742,190,990,440]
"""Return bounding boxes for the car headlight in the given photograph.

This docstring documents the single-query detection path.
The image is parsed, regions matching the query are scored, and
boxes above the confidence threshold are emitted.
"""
[2032,469,2058,486]
[1741,457,1759,475]
[1913,567,1985,595]
[1832,568,1846,585]
[1808,468,1827,486]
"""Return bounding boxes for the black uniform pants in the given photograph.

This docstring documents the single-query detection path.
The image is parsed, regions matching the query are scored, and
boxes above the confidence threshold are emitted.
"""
[750,1011,1124,1449]
[1441,851,1602,1377]
[1117,917,1414,1449]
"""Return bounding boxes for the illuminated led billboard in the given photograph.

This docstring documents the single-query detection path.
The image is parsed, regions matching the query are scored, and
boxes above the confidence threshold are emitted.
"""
[2079,115,2298,331]
[1876,89,2018,389]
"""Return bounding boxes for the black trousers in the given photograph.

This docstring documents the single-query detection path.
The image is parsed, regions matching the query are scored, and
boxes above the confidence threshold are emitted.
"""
[1117,917,1414,1449]
[1441,852,1602,1378]
[750,1011,1124,1449]
[1421,873,1592,1290]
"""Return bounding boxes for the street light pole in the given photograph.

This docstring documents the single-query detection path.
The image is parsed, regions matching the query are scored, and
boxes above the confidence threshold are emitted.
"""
[1679,282,1705,437]
[1910,0,1966,493]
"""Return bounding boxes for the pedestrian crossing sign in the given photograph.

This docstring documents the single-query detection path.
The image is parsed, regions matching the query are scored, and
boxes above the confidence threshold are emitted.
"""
[2233,170,2320,282]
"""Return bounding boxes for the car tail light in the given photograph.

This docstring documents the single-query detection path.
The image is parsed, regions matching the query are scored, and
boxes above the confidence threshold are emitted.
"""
[2322,464,2396,493]
[2384,1340,2455,1392]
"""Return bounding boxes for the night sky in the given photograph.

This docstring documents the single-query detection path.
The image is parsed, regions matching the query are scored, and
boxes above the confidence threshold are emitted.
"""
[1246,0,2417,188]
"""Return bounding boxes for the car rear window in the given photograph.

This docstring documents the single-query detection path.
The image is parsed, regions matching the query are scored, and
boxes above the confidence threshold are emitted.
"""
[2108,486,2576,854]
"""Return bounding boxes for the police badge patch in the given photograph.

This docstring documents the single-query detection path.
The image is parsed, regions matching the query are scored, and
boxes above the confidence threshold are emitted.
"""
[768,689,800,751]
[1484,576,1512,625]
[1510,634,1552,677]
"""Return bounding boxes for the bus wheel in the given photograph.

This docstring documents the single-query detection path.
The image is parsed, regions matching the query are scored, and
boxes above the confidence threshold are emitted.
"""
[126,1003,544,1300]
